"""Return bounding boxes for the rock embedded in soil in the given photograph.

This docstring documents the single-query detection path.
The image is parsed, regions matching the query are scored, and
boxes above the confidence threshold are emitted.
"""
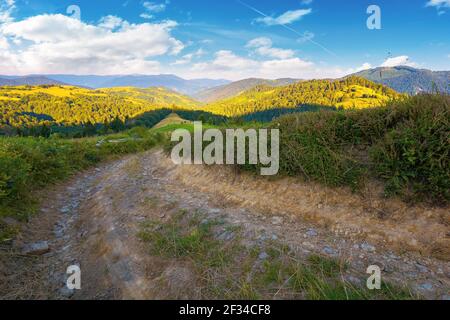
[22,241,50,255]
[305,228,318,237]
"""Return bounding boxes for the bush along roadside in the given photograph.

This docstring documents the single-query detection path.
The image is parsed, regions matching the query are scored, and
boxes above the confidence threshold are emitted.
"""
[271,93,449,203]
[163,94,449,204]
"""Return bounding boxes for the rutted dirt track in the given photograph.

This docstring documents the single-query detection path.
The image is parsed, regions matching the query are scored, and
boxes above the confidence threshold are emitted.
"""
[1,149,449,299]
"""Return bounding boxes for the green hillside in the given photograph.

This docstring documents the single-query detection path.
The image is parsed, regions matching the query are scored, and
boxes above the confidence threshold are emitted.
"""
[352,66,450,94]
[0,85,199,129]
[204,76,404,117]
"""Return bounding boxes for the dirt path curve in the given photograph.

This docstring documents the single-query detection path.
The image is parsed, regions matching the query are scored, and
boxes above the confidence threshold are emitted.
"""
[2,149,449,300]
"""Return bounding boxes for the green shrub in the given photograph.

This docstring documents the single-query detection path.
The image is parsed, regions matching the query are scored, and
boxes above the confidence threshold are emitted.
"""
[0,129,165,240]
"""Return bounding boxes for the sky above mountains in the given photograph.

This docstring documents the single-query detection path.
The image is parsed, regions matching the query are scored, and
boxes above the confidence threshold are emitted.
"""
[0,0,449,80]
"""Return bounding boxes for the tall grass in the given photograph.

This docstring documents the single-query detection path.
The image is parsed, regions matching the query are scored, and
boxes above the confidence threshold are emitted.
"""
[272,93,449,203]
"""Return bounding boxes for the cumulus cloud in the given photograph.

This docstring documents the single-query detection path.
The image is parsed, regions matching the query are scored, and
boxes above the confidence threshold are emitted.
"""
[426,0,450,14]
[381,55,416,67]
[426,0,450,7]
[182,50,344,80]
[172,48,205,65]
[143,1,168,13]
[246,37,295,59]
[256,9,312,26]
[0,0,15,24]
[0,14,184,74]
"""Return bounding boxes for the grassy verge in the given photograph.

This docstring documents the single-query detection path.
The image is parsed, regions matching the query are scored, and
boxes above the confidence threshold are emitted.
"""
[273,93,449,203]
[138,209,416,300]
[163,94,449,204]
[0,127,167,242]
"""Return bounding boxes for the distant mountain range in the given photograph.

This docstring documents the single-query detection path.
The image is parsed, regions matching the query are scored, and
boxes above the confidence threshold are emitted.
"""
[0,75,67,86]
[0,74,230,95]
[351,66,450,94]
[1,66,448,98]
[194,78,300,103]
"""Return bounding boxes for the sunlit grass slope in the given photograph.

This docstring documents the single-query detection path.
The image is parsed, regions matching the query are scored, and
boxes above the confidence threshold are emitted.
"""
[204,76,404,117]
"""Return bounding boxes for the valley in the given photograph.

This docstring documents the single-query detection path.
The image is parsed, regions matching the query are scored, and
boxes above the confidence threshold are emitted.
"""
[0,68,448,301]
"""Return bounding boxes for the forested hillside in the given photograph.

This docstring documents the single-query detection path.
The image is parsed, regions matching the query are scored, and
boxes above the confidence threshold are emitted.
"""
[352,66,450,94]
[0,85,199,130]
[203,76,403,117]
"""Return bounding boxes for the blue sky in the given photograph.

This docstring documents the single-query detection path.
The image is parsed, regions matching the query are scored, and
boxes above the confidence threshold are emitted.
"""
[0,0,449,79]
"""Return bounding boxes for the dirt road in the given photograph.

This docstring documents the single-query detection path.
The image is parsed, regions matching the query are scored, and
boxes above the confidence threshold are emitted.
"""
[1,150,449,299]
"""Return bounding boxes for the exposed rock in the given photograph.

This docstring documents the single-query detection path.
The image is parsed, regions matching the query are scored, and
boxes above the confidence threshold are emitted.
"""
[59,286,75,299]
[60,206,71,214]
[305,228,318,237]
[345,275,362,286]
[418,282,433,291]
[258,252,269,260]
[360,243,376,252]
[217,231,235,241]
[22,241,50,255]
[271,216,283,225]
[415,263,429,273]
[322,246,337,255]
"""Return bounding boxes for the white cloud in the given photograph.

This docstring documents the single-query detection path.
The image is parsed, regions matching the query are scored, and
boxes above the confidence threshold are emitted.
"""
[0,0,15,24]
[246,37,295,59]
[381,55,416,67]
[358,63,372,71]
[256,9,312,26]
[259,58,313,77]
[426,0,450,14]
[140,13,154,20]
[0,14,183,74]
[426,0,450,7]
[143,1,167,13]
[98,15,126,30]
[181,50,345,80]
[172,48,205,65]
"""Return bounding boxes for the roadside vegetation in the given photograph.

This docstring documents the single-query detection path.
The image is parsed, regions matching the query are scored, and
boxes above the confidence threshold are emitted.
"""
[138,208,416,300]
[235,93,449,204]
[0,128,166,241]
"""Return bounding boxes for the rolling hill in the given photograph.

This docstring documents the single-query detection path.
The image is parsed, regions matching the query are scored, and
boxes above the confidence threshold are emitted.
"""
[0,85,199,129]
[194,78,300,103]
[203,76,403,117]
[352,66,450,94]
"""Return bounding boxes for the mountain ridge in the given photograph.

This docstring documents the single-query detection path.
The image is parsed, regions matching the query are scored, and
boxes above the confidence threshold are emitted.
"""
[194,78,301,103]
[0,74,231,96]
[351,66,450,94]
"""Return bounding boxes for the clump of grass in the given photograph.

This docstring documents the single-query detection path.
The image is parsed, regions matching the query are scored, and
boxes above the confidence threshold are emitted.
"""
[139,213,416,300]
[138,210,238,269]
